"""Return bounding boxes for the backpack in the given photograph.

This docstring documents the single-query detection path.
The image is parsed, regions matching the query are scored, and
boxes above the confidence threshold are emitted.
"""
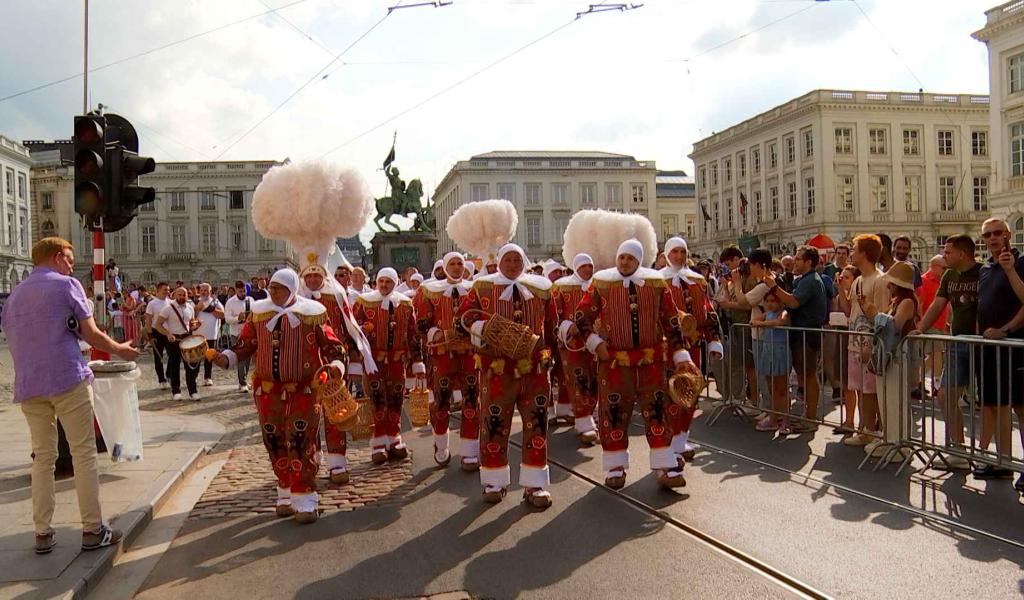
[867,312,901,375]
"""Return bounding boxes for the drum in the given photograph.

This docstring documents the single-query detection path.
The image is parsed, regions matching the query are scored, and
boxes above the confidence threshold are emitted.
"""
[179,335,209,365]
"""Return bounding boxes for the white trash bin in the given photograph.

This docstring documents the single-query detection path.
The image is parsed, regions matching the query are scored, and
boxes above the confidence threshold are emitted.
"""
[89,360,144,463]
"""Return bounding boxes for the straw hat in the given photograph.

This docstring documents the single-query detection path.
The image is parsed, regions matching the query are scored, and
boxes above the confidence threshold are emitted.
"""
[882,261,916,291]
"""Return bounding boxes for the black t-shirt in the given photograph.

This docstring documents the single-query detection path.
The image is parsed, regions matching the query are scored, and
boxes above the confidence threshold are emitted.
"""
[978,250,1024,338]
[251,288,268,301]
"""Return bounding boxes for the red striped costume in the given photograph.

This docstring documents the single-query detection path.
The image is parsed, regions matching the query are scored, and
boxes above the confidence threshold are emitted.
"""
[552,275,597,433]
[457,272,558,491]
[414,279,478,460]
[224,298,347,495]
[353,290,419,453]
[301,290,355,468]
[573,267,686,474]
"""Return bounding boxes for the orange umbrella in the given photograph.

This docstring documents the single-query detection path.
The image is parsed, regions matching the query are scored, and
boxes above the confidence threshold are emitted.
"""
[806,234,835,249]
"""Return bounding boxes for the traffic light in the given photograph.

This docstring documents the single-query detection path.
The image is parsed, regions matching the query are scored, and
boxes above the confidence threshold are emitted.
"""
[73,113,157,232]
[73,114,106,222]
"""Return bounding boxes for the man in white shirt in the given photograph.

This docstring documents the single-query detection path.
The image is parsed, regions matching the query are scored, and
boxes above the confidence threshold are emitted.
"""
[194,283,225,387]
[144,282,171,389]
[223,281,253,392]
[154,287,200,401]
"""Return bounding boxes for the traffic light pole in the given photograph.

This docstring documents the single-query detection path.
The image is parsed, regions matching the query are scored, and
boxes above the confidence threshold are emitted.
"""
[90,224,110,361]
[83,0,89,114]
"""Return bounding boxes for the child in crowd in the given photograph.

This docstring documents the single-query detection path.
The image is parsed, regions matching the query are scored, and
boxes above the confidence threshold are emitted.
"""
[752,291,792,434]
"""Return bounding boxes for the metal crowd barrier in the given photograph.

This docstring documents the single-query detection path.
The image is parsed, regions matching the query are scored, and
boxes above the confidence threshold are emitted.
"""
[701,322,1024,477]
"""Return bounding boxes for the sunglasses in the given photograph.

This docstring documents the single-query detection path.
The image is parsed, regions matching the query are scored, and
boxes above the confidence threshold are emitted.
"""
[981,230,1006,239]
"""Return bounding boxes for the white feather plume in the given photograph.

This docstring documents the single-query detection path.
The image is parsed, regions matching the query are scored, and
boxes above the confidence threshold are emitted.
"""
[562,209,658,270]
[251,160,374,249]
[446,199,518,259]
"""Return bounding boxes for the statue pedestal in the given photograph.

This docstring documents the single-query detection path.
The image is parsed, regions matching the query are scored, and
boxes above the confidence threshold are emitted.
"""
[370,231,438,274]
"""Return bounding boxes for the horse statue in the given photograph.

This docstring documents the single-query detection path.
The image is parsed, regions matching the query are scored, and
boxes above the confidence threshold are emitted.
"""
[374,167,432,232]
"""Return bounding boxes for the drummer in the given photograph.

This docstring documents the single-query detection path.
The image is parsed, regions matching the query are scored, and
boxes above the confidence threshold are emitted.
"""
[153,286,201,401]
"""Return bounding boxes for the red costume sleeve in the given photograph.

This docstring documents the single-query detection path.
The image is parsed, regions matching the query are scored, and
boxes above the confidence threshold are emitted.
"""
[660,286,685,356]
[230,320,259,363]
[316,323,347,363]
[574,286,604,339]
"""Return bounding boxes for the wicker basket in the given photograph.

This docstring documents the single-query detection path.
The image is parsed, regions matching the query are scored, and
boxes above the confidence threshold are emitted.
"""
[461,309,539,360]
[351,396,375,441]
[314,367,359,427]
[408,386,430,427]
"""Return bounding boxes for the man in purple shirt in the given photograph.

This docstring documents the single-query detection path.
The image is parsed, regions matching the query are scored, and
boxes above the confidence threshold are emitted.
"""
[1,237,139,555]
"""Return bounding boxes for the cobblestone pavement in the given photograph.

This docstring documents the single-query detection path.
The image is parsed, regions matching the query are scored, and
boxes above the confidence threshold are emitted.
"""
[131,351,416,517]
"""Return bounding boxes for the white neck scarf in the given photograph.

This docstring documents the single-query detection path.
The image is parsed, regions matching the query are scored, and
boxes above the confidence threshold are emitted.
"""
[494,272,535,301]
[265,297,303,331]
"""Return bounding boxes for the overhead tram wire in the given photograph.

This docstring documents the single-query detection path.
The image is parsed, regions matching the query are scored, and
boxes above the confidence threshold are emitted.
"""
[257,0,338,57]
[0,0,316,104]
[319,8,595,158]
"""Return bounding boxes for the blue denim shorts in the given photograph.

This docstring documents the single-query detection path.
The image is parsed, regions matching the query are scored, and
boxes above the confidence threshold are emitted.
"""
[940,342,972,389]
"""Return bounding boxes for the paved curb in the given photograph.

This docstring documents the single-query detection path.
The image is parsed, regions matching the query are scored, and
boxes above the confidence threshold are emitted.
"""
[44,443,212,600]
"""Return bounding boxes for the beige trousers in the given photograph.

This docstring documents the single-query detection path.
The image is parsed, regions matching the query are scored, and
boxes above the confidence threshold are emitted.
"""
[20,380,103,535]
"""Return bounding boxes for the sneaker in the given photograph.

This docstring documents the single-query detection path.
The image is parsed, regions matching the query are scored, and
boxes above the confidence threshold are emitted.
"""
[190,393,201,401]
[82,525,122,551]
[172,393,183,401]
[34,532,56,555]
[238,384,250,393]
[972,464,1014,480]
[832,424,856,435]
[159,381,170,390]
[203,379,214,387]
[843,433,875,447]
[755,416,779,432]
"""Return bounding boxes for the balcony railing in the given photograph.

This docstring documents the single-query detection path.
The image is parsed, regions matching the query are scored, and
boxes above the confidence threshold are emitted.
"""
[161,252,198,265]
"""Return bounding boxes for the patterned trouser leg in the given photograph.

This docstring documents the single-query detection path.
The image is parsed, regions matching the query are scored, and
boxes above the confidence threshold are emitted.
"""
[324,419,348,469]
[367,361,407,450]
[668,346,701,453]
[562,349,598,430]
[479,363,550,489]
[597,362,676,473]
[255,387,322,494]
[459,357,481,458]
[429,354,455,437]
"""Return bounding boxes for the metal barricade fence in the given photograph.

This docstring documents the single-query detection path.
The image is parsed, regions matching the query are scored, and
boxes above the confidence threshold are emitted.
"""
[702,322,1024,476]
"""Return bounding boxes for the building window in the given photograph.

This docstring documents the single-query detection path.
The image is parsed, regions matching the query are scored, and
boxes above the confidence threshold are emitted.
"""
[785,136,795,164]
[109,229,128,255]
[170,191,186,211]
[229,190,244,210]
[259,232,275,252]
[579,183,596,206]
[141,225,156,254]
[1010,53,1024,94]
[606,183,622,206]
[724,158,732,182]
[711,162,718,186]
[738,153,746,178]
[17,174,26,200]
[18,214,27,253]
[526,216,542,246]
[904,176,921,212]
[973,176,989,211]
[140,199,155,212]
[171,225,187,253]
[787,182,797,217]
[631,184,646,204]
[869,128,887,155]
[552,183,569,206]
[754,190,762,224]
[769,186,779,221]
[725,196,733,229]
[201,222,217,253]
[661,215,678,240]
[497,182,515,203]
[1012,123,1024,176]
[752,148,761,174]
[470,184,488,202]
[41,191,53,210]
[686,216,695,238]
[4,169,13,197]
[939,176,956,211]
[1014,217,1024,251]
[525,183,541,206]
[802,129,814,159]
[698,167,706,190]
[871,175,889,210]
[835,128,853,154]
[5,212,12,247]
[972,131,988,157]
[937,130,954,156]
[200,190,216,211]
[230,223,244,250]
[768,142,778,169]
[903,129,920,155]
[805,177,815,215]
[838,175,855,211]
[712,201,720,231]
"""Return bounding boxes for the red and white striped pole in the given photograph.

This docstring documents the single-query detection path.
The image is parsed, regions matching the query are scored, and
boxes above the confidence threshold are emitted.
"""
[91,226,110,360]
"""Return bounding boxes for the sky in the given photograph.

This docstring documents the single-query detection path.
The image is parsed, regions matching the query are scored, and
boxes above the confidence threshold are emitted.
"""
[0,0,999,241]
